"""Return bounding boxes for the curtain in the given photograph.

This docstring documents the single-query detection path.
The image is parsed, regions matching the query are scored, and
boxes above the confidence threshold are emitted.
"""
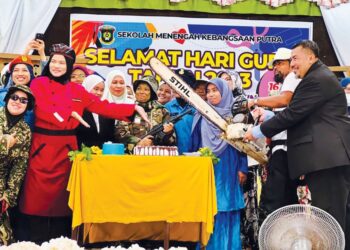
[321,3,350,68]
[0,0,61,53]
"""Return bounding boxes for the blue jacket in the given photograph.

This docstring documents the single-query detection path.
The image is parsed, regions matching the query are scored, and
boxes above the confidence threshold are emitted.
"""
[165,99,194,154]
[190,116,247,211]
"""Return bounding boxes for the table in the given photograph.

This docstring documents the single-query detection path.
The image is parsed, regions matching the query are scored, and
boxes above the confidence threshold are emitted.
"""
[67,155,217,247]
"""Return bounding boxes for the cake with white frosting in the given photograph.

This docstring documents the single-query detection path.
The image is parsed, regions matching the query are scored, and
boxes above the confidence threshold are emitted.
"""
[133,146,179,156]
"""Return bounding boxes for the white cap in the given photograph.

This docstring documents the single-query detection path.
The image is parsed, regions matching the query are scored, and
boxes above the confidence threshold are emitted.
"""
[268,48,291,67]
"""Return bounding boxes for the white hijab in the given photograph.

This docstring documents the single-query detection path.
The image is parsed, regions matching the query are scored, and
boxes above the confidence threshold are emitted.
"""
[82,74,105,132]
[102,70,134,104]
[82,74,104,92]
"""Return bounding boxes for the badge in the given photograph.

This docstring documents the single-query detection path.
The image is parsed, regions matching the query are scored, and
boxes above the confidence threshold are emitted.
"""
[134,117,141,124]
[98,25,116,45]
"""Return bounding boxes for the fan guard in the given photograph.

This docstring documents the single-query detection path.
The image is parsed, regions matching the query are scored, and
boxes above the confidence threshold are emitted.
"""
[259,204,345,250]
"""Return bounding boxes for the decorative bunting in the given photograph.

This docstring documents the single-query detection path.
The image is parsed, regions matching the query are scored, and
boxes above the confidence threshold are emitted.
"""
[169,0,349,8]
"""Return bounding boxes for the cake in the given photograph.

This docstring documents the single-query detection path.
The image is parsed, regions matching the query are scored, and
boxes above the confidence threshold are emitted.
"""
[133,146,179,156]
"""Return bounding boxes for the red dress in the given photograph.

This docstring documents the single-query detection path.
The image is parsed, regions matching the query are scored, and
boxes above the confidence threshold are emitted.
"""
[19,77,135,216]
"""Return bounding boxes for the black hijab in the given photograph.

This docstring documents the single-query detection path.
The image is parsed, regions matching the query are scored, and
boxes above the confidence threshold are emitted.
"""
[5,107,26,130]
[42,54,74,84]
[41,43,76,84]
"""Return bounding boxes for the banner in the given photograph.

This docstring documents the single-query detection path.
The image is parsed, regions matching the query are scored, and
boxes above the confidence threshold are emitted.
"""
[70,14,312,97]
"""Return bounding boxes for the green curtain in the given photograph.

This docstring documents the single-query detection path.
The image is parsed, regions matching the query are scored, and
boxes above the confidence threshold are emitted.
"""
[60,0,321,16]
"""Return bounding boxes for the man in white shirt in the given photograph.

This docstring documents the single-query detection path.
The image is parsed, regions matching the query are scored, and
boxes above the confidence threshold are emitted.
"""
[248,48,301,221]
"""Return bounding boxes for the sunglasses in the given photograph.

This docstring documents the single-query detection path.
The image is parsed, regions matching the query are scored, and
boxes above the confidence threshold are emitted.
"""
[10,94,29,104]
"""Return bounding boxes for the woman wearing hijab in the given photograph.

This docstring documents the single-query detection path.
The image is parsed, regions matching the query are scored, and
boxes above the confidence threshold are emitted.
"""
[16,43,148,244]
[102,70,134,104]
[218,70,259,248]
[217,70,244,96]
[70,64,91,84]
[0,56,35,129]
[115,75,176,154]
[190,78,248,250]
[0,85,34,245]
[76,74,115,148]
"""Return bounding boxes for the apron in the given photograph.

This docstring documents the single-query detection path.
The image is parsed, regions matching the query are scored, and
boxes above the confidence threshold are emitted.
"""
[19,127,77,217]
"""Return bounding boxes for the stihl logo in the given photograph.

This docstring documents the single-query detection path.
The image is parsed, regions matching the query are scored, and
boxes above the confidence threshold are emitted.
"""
[169,76,190,98]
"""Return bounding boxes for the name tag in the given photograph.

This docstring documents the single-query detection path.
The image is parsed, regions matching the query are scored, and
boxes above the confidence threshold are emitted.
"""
[53,112,64,122]
[134,117,141,124]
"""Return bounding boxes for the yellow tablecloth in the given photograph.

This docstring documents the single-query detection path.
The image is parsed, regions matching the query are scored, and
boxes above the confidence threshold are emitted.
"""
[67,155,217,245]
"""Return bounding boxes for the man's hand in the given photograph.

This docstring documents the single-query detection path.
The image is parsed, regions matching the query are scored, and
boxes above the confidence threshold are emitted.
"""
[248,99,255,109]
[243,127,256,142]
[251,107,266,123]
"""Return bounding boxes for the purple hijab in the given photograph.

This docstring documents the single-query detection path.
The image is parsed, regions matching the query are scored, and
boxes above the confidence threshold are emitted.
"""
[192,78,234,155]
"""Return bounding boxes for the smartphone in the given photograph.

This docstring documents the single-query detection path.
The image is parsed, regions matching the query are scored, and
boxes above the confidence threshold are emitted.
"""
[35,33,44,41]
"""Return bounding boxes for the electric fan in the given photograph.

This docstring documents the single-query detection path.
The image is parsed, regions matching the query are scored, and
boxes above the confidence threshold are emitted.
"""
[259,204,345,250]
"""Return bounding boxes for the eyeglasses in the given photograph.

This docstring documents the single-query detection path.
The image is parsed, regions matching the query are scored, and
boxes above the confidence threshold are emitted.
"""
[10,94,29,104]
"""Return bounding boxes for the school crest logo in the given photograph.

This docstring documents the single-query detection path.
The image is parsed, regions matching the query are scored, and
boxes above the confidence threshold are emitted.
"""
[98,25,116,45]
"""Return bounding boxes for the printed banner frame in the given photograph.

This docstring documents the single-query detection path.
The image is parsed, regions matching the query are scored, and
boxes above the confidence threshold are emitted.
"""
[70,14,312,97]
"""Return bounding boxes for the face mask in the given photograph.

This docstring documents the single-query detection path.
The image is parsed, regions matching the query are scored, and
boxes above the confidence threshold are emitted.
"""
[346,93,350,106]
